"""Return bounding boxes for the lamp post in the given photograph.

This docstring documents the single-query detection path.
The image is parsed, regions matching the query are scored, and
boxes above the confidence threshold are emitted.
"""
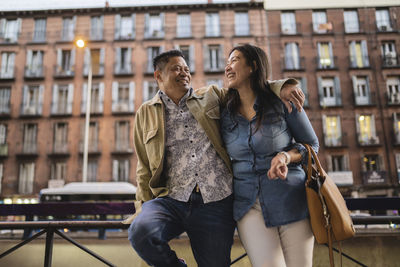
[76,38,91,183]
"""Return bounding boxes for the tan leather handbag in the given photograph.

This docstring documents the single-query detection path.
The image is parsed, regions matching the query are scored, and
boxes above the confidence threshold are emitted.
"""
[303,144,355,267]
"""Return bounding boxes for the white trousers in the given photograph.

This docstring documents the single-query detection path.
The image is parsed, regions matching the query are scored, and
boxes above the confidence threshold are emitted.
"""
[237,199,314,267]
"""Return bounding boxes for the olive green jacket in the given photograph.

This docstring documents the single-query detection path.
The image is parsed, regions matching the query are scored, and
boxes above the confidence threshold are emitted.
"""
[123,79,295,224]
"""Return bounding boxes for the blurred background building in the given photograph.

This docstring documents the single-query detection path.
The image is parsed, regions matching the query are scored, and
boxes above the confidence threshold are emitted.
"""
[0,0,399,203]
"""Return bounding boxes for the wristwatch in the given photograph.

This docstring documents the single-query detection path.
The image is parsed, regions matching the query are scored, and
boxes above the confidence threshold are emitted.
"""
[277,151,291,165]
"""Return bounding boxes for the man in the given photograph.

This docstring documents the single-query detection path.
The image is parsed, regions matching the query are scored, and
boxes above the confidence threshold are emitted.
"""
[127,50,304,267]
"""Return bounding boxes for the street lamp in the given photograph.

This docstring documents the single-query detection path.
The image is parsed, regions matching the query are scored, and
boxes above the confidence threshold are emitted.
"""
[75,38,92,183]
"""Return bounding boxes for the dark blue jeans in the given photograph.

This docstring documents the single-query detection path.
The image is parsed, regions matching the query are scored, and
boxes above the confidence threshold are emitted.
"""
[128,193,235,267]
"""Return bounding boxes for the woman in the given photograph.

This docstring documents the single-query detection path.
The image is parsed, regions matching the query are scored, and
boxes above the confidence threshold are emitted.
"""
[221,44,319,267]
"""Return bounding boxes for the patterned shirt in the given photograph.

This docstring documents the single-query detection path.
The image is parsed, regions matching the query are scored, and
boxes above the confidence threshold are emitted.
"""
[159,89,232,203]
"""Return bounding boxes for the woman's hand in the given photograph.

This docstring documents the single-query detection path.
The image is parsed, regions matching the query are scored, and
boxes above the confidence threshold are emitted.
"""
[267,153,289,180]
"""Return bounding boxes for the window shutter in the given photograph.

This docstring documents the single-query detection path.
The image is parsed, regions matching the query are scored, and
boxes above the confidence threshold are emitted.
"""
[146,47,152,73]
[301,77,308,106]
[112,81,118,112]
[70,49,75,73]
[26,50,33,74]
[114,15,121,39]
[112,160,119,181]
[361,40,369,66]
[349,41,356,67]
[38,85,44,115]
[328,42,334,66]
[126,47,132,73]
[322,115,327,141]
[16,18,22,36]
[143,81,149,102]
[337,116,342,139]
[326,155,333,172]
[8,53,15,76]
[98,82,104,113]
[371,114,377,139]
[160,13,165,38]
[0,124,6,144]
[129,82,135,112]
[115,47,121,74]
[334,76,342,105]
[317,77,324,106]
[124,160,129,181]
[131,14,136,38]
[218,45,224,71]
[351,75,358,98]
[189,44,195,72]
[99,48,105,75]
[81,83,87,114]
[366,76,371,103]
[0,19,5,37]
[343,154,350,171]
[51,84,58,114]
[144,14,150,38]
[67,84,74,114]
[84,48,90,76]
[23,85,29,110]
[56,49,62,70]
[71,16,76,39]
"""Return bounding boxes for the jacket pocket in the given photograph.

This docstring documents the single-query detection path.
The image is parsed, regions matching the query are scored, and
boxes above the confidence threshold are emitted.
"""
[144,128,158,144]
[205,105,220,119]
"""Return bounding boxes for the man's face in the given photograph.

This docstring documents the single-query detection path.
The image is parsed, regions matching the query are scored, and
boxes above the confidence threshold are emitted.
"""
[156,56,191,95]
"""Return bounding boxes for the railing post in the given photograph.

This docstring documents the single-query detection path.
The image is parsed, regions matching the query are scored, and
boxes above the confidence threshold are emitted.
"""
[44,227,54,267]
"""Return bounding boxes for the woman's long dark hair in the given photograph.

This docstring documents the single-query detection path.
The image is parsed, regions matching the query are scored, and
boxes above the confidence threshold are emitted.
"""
[225,44,281,130]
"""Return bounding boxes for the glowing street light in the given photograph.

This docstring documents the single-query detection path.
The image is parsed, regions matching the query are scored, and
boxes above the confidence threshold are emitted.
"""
[75,38,92,183]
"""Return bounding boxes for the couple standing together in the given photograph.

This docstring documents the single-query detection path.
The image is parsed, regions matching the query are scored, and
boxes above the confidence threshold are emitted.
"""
[126,44,319,267]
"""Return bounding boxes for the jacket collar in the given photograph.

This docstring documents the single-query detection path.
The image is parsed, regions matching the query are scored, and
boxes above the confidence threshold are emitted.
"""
[148,87,201,106]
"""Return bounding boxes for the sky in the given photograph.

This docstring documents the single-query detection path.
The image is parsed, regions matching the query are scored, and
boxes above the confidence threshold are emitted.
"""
[0,0,256,11]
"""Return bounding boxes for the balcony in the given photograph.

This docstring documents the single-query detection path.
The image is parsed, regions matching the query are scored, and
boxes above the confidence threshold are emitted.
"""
[0,143,8,157]
[84,63,104,77]
[90,27,104,41]
[354,91,376,106]
[349,55,370,69]
[0,103,11,116]
[343,21,364,34]
[311,22,333,34]
[54,65,75,78]
[31,30,47,43]
[79,142,101,155]
[381,55,400,68]
[324,133,348,148]
[362,170,388,185]
[112,101,134,114]
[51,101,73,116]
[357,134,380,147]
[20,104,42,117]
[50,143,69,156]
[204,63,225,74]
[386,92,400,105]
[280,23,301,35]
[24,66,45,79]
[18,143,38,156]
[376,21,396,33]
[0,67,16,80]
[115,26,136,40]
[114,62,135,76]
[282,57,305,71]
[59,30,75,42]
[316,56,337,70]
[234,24,250,37]
[319,96,342,108]
[80,102,103,115]
[0,31,19,44]
[112,143,134,155]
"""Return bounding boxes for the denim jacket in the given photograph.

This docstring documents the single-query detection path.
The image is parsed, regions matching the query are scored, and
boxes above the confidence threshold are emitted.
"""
[220,98,319,227]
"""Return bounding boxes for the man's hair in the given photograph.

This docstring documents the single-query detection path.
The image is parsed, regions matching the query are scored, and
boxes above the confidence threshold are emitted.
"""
[152,50,185,72]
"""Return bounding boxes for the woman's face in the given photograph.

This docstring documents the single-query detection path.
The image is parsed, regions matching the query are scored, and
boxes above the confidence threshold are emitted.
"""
[225,50,253,90]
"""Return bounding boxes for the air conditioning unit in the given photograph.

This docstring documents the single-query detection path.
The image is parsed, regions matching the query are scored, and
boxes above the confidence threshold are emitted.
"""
[379,25,387,32]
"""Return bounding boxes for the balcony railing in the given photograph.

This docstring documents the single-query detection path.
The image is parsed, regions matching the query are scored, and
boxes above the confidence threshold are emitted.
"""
[316,56,336,70]
[376,21,396,32]
[349,55,370,68]
[234,24,250,36]
[0,143,8,157]
[324,133,348,148]
[31,30,47,43]
[20,103,42,117]
[343,21,363,34]
[115,26,136,40]
[204,64,225,73]
[52,143,69,155]
[354,91,376,106]
[84,63,104,77]
[0,67,16,80]
[280,23,301,35]
[393,130,400,145]
[54,65,75,78]
[386,92,400,105]
[311,22,333,34]
[112,100,133,114]
[357,134,380,146]
[80,102,103,115]
[51,101,73,116]
[60,30,75,42]
[21,143,38,155]
[0,103,11,115]
[25,66,45,79]
[114,62,135,76]
[79,142,101,154]
[90,27,104,41]
[114,143,134,154]
[283,57,305,71]
[0,31,19,43]
[381,55,400,68]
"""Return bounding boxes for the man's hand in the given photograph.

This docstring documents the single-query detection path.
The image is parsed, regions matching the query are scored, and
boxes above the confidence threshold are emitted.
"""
[280,83,305,113]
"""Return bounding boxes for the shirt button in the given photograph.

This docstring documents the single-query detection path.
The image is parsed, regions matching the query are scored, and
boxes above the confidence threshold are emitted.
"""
[185,125,188,128]
[195,173,198,176]
[192,155,195,158]
[190,140,193,143]
[180,110,183,113]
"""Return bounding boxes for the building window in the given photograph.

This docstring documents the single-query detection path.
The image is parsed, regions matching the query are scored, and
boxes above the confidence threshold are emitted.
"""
[21,85,44,116]
[56,49,75,76]
[343,10,359,33]
[33,18,46,42]
[176,44,195,72]
[393,113,400,144]
[381,41,398,67]
[145,13,164,38]
[146,46,162,73]
[19,162,35,194]
[387,76,400,105]
[80,122,99,152]
[23,124,37,154]
[352,76,372,105]
[349,40,369,68]
[376,9,392,32]
[312,11,331,33]
[114,47,132,75]
[328,155,349,172]
[356,114,379,145]
[90,16,103,40]
[284,43,300,70]
[61,17,76,41]
[322,115,342,147]
[50,162,67,181]
[281,12,296,34]
[395,154,400,183]
[177,14,191,38]
[0,52,15,79]
[317,42,334,69]
[87,160,97,182]
[0,18,21,43]
[115,121,130,151]
[0,87,10,114]
[115,14,135,40]
[0,124,6,145]
[0,163,3,194]
[206,13,220,37]
[363,154,382,171]
[81,83,104,114]
[204,44,224,72]
[51,84,73,115]
[113,159,129,182]
[84,48,105,76]
[53,122,68,153]
[112,81,135,113]
[143,81,158,102]
[318,77,341,107]
[25,50,44,78]
[235,12,249,36]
